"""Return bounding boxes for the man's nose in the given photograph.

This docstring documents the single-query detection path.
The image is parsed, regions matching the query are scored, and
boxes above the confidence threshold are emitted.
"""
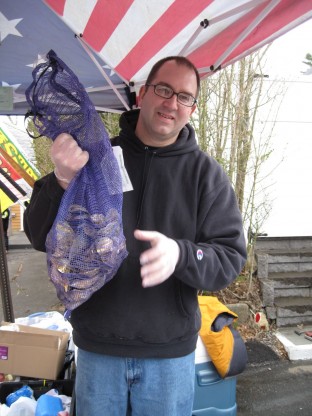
[163,93,179,109]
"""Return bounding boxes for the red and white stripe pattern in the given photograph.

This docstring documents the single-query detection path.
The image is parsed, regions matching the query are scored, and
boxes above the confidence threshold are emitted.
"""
[44,0,312,86]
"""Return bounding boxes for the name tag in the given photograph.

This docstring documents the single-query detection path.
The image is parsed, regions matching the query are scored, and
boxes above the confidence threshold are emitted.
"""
[113,146,133,192]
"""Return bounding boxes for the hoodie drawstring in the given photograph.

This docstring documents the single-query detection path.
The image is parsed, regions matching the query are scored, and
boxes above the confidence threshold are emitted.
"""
[136,147,156,226]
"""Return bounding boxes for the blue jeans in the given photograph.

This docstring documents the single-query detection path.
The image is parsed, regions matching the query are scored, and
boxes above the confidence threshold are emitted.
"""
[75,348,195,416]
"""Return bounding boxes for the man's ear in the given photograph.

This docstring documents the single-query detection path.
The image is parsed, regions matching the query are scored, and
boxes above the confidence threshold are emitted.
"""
[190,104,197,116]
[137,85,148,106]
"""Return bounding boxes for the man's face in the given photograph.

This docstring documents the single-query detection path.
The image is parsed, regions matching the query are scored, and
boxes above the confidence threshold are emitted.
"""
[136,60,197,147]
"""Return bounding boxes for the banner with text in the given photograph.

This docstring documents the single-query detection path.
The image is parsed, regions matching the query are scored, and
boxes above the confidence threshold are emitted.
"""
[0,127,40,181]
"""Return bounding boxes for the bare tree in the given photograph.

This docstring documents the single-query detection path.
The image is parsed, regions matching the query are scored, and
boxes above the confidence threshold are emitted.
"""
[26,119,53,176]
[100,112,121,137]
[302,52,312,75]
[29,113,122,176]
[191,49,285,286]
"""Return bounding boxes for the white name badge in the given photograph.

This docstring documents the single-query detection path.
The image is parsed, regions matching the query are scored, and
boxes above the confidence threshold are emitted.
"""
[113,146,133,192]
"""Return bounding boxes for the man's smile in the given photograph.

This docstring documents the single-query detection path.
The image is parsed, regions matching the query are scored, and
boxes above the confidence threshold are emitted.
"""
[158,111,175,120]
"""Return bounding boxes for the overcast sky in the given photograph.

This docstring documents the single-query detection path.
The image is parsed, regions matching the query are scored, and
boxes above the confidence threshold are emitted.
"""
[259,18,312,237]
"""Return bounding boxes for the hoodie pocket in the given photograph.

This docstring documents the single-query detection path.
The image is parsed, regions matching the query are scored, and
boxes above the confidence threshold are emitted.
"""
[174,278,198,318]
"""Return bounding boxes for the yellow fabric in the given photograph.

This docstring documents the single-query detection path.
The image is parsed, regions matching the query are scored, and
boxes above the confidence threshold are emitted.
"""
[0,191,14,212]
[198,295,237,378]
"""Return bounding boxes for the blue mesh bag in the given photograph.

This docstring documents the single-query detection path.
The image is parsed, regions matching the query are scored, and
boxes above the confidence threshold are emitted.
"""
[25,50,127,315]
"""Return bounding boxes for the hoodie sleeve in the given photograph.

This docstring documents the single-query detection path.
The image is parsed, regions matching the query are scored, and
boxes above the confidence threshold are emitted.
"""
[174,177,247,291]
[24,173,64,252]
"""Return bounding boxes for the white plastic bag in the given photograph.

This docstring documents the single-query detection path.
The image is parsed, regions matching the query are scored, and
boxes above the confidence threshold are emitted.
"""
[7,397,36,416]
[15,312,72,334]
[44,390,71,413]
[0,403,10,416]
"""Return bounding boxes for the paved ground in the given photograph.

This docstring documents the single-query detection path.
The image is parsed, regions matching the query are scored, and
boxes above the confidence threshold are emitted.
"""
[1,232,60,322]
[237,358,312,415]
[2,232,312,415]
[236,335,312,415]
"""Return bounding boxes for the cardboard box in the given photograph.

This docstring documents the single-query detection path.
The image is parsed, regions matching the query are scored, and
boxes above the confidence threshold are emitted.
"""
[0,322,69,380]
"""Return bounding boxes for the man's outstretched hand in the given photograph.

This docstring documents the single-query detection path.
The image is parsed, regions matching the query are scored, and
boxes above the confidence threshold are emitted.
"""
[134,229,180,288]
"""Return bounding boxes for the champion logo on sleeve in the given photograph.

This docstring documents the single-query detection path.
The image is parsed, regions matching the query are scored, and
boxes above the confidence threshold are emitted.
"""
[196,249,203,261]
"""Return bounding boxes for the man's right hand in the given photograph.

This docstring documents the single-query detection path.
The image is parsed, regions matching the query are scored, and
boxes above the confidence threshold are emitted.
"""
[50,133,89,189]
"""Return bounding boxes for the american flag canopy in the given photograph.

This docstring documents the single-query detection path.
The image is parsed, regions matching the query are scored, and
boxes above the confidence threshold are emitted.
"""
[1,0,311,115]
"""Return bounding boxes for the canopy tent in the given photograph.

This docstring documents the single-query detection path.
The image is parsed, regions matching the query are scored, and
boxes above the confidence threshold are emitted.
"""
[0,0,311,116]
[0,0,131,114]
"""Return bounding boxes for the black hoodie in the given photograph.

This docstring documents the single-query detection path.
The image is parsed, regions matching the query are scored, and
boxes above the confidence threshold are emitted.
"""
[24,109,246,358]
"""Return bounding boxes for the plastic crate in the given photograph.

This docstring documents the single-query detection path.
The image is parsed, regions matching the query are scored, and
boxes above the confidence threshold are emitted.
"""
[0,379,75,414]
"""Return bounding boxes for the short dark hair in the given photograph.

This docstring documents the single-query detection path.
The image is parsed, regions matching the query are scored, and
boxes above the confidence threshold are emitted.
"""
[146,56,200,98]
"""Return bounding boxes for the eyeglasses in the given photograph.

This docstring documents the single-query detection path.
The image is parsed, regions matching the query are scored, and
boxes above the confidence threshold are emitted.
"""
[146,84,197,107]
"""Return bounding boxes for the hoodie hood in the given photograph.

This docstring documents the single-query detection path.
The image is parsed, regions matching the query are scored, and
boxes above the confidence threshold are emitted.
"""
[117,109,199,157]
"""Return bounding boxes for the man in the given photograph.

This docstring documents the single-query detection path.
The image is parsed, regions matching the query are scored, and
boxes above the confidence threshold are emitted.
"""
[2,208,10,252]
[24,56,246,415]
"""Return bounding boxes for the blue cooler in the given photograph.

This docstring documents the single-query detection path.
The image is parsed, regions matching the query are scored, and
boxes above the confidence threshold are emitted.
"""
[192,336,237,415]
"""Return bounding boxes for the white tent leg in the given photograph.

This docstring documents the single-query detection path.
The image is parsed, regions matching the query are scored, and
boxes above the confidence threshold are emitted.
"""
[75,35,130,111]
[178,0,267,57]
[210,0,281,71]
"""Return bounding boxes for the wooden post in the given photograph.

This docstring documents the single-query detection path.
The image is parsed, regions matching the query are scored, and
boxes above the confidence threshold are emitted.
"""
[0,205,14,322]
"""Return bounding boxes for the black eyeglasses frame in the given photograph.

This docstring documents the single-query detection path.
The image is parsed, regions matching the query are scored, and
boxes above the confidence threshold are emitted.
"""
[145,84,197,107]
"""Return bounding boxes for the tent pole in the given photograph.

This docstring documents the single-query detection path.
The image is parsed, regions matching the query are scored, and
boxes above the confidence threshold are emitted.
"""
[75,35,130,111]
[0,207,15,323]
[211,0,281,71]
[178,0,266,57]
[209,0,267,25]
[178,23,206,56]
